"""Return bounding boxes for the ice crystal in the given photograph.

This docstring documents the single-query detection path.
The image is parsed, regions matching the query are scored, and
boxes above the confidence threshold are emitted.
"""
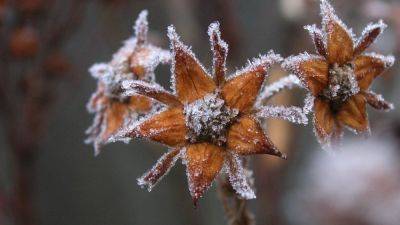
[320,0,356,42]
[364,52,395,68]
[137,149,181,191]
[167,25,212,95]
[256,74,302,104]
[229,51,282,80]
[225,154,256,199]
[356,20,387,50]
[257,105,308,125]
[184,93,238,145]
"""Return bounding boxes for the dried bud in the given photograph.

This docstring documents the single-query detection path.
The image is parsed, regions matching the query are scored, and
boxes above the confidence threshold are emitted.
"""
[9,26,39,58]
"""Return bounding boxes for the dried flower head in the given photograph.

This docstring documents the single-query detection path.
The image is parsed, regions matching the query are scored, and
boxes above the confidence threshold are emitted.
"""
[110,21,301,205]
[85,10,170,155]
[282,0,395,148]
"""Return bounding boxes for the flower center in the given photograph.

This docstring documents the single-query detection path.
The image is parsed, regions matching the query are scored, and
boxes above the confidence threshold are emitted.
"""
[184,93,239,146]
[321,63,359,112]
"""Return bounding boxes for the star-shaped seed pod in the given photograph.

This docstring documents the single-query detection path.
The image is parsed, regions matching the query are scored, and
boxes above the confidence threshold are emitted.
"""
[85,10,171,155]
[282,0,395,148]
[111,22,292,205]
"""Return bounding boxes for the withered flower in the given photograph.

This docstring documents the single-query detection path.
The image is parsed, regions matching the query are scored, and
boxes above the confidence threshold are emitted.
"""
[112,22,293,204]
[86,10,170,155]
[282,0,395,147]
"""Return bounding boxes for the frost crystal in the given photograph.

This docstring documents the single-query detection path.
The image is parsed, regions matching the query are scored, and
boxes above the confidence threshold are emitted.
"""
[356,20,387,49]
[257,105,308,125]
[320,0,356,42]
[321,63,360,105]
[256,74,302,105]
[184,93,238,145]
[364,52,395,68]
[225,154,256,199]
[137,149,181,191]
[167,25,212,93]
[229,51,282,80]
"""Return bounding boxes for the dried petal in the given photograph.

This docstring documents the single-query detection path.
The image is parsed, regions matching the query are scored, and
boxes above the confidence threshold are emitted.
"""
[184,143,225,204]
[134,10,149,45]
[168,26,216,104]
[128,95,152,112]
[225,153,256,199]
[227,115,286,159]
[313,98,335,143]
[138,148,181,191]
[354,53,395,90]
[337,94,369,132]
[363,91,394,111]
[127,107,187,147]
[321,0,354,64]
[101,102,129,142]
[122,80,182,107]
[354,20,387,56]
[208,21,228,86]
[282,53,328,96]
[222,53,281,113]
[304,24,327,57]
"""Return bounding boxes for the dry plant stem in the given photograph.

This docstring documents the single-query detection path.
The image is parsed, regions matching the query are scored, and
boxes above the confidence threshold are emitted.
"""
[217,176,255,225]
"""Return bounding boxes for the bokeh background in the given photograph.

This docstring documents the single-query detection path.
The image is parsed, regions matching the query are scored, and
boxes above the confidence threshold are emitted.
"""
[1,0,400,225]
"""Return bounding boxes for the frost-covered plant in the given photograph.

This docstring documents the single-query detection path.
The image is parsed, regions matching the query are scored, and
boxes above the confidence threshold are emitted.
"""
[85,10,170,155]
[110,22,307,204]
[282,0,395,148]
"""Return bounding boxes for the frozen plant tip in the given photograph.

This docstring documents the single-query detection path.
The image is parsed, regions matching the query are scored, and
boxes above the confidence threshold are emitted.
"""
[282,0,395,148]
[113,21,294,205]
[85,10,171,155]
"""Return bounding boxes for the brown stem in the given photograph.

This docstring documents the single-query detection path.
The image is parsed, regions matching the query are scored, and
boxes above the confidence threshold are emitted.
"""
[217,176,255,225]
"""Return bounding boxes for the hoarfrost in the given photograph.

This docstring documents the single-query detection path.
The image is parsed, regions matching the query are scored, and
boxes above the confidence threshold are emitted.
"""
[256,74,302,104]
[228,51,282,80]
[225,154,256,200]
[184,93,238,145]
[303,93,315,115]
[167,25,212,93]
[320,0,356,42]
[257,105,308,125]
[363,52,395,68]
[304,24,327,54]
[134,10,149,45]
[282,53,324,85]
[356,20,387,50]
[137,149,182,192]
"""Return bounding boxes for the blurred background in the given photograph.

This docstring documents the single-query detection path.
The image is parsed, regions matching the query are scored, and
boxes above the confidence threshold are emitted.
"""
[1,0,400,225]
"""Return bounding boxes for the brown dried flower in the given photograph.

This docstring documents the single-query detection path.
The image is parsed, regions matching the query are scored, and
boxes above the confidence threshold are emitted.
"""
[282,0,395,147]
[112,22,286,204]
[85,10,170,155]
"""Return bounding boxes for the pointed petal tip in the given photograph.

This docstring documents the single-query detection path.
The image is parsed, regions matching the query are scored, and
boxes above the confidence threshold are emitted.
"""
[207,21,221,35]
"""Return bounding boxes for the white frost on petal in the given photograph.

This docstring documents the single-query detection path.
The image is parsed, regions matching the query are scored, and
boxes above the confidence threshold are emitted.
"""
[303,93,315,115]
[137,149,182,192]
[363,52,395,68]
[282,53,324,87]
[121,79,169,97]
[228,51,283,80]
[167,25,212,94]
[320,0,356,42]
[208,21,228,77]
[257,105,308,125]
[256,74,302,105]
[356,20,387,49]
[225,154,256,200]
[134,9,149,45]
[304,24,327,53]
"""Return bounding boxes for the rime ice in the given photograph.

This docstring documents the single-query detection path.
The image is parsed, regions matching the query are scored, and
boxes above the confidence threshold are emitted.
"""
[184,93,238,145]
